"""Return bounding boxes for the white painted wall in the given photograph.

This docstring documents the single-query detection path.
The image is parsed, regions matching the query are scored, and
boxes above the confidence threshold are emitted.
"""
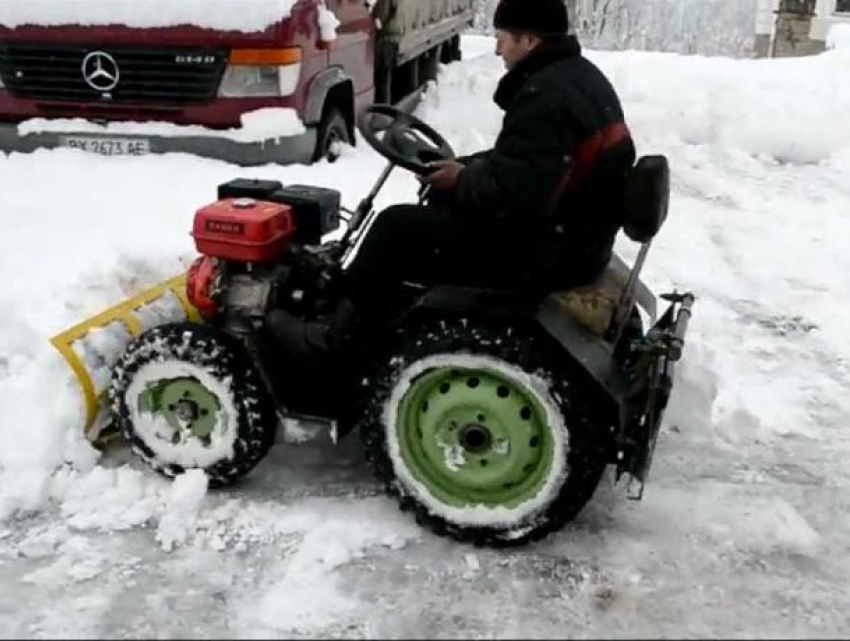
[755,0,850,43]
[810,0,850,41]
[755,0,778,35]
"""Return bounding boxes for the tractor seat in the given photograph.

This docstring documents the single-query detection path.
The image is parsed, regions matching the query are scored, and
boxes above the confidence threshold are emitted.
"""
[545,155,670,337]
[546,256,630,336]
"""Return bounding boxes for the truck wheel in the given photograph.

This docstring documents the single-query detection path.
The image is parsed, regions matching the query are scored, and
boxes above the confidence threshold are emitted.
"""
[357,318,608,546]
[448,34,462,62]
[313,107,351,163]
[108,323,277,487]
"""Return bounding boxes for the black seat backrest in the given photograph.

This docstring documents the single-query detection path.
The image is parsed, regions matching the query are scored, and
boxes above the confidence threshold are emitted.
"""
[623,155,670,244]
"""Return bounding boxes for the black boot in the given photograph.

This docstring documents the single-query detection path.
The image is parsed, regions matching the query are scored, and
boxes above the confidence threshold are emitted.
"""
[264,298,359,374]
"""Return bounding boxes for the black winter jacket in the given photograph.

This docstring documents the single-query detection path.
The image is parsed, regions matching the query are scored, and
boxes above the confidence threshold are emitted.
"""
[454,36,636,279]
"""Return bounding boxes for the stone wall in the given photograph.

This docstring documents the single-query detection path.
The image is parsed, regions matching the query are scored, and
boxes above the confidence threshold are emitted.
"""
[770,0,826,56]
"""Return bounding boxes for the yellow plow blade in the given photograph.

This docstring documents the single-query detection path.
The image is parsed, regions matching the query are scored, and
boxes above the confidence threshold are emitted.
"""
[50,273,200,444]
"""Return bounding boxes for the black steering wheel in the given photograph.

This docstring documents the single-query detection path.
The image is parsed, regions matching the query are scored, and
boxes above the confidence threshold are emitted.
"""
[357,104,455,174]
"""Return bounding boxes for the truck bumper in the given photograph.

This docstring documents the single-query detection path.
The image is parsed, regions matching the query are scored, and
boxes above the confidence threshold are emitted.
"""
[0,122,318,166]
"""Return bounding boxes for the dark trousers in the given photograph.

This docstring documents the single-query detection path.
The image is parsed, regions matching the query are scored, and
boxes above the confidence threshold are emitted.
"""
[342,204,607,327]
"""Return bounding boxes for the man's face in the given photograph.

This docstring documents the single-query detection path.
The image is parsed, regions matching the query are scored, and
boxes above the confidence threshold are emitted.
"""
[495,29,541,70]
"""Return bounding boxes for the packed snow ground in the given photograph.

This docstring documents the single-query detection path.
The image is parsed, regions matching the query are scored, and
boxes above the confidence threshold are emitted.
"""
[1,35,850,637]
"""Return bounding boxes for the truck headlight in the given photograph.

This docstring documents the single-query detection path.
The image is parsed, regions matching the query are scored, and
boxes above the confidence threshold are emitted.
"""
[218,48,302,98]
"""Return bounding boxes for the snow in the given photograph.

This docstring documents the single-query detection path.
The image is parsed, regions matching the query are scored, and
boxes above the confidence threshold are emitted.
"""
[383,353,569,530]
[826,23,850,49]
[20,108,307,143]
[155,469,209,551]
[244,503,418,635]
[0,35,849,636]
[0,0,300,33]
[317,1,340,42]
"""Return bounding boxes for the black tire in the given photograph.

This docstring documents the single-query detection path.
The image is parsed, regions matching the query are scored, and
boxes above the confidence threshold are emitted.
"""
[313,106,351,163]
[448,34,462,63]
[108,322,277,487]
[356,317,609,547]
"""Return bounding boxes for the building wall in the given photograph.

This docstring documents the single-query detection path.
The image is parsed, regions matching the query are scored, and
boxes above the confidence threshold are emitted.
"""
[810,0,850,41]
[756,0,850,56]
[772,7,826,55]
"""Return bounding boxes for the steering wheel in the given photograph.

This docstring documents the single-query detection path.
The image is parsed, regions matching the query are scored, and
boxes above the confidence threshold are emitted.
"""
[356,104,455,174]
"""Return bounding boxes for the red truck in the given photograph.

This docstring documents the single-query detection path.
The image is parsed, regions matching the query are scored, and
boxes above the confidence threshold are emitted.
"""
[0,0,474,165]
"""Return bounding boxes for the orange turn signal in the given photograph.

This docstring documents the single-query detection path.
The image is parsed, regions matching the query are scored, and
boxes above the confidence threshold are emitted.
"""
[229,47,302,66]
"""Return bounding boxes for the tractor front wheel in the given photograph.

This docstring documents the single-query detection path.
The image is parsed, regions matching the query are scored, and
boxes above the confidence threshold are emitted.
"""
[108,323,277,486]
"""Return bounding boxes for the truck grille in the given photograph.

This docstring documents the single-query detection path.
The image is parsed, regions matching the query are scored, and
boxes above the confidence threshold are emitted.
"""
[0,44,227,105]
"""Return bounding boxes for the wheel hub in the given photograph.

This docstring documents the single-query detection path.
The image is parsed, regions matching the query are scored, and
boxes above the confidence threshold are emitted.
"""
[174,399,200,422]
[395,365,556,509]
[458,424,492,453]
[138,377,222,445]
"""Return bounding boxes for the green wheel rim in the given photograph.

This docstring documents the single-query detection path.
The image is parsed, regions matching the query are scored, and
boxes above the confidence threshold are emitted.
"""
[138,377,223,444]
[395,365,557,509]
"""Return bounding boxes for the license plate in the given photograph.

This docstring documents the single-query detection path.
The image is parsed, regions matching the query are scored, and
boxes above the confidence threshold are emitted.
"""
[60,136,150,157]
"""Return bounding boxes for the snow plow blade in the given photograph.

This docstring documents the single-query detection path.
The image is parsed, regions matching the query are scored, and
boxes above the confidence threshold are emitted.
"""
[49,273,200,445]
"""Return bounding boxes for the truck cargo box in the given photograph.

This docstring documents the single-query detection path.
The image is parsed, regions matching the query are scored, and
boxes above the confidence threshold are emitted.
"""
[373,0,474,64]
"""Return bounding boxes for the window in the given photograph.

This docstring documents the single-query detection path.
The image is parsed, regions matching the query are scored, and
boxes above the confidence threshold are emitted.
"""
[837,0,850,13]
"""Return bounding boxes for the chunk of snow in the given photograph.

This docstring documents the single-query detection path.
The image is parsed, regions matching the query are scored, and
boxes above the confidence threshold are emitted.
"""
[317,1,340,42]
[155,469,210,551]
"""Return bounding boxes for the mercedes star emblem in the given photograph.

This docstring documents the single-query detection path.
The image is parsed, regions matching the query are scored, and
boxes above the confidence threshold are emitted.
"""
[81,51,120,92]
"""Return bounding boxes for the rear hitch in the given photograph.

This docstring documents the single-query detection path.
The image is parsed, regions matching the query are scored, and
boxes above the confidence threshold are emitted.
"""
[618,290,695,500]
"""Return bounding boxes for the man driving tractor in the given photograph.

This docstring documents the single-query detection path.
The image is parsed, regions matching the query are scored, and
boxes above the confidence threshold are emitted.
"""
[267,0,636,371]
[83,0,691,546]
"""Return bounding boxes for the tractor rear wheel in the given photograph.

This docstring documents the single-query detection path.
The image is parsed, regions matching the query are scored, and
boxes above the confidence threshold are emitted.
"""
[357,317,609,546]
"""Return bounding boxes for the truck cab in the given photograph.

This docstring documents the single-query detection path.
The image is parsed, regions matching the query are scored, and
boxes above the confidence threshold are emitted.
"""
[0,0,472,165]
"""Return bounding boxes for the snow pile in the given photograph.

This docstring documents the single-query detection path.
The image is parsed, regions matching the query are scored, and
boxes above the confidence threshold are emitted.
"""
[420,45,850,165]
[0,0,299,32]
[155,469,209,551]
[593,47,850,164]
[19,462,412,554]
[0,331,98,520]
[20,108,307,143]
[54,465,164,531]
[826,23,850,49]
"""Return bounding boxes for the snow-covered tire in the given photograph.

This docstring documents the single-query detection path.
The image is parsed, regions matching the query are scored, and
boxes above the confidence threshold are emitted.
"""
[108,322,277,487]
[357,317,608,547]
[313,106,351,163]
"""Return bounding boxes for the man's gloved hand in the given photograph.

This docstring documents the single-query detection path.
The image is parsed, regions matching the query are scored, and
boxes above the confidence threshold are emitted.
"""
[419,160,465,192]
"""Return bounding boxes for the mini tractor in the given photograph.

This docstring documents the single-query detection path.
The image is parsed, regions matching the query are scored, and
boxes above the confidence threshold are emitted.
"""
[52,105,694,546]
